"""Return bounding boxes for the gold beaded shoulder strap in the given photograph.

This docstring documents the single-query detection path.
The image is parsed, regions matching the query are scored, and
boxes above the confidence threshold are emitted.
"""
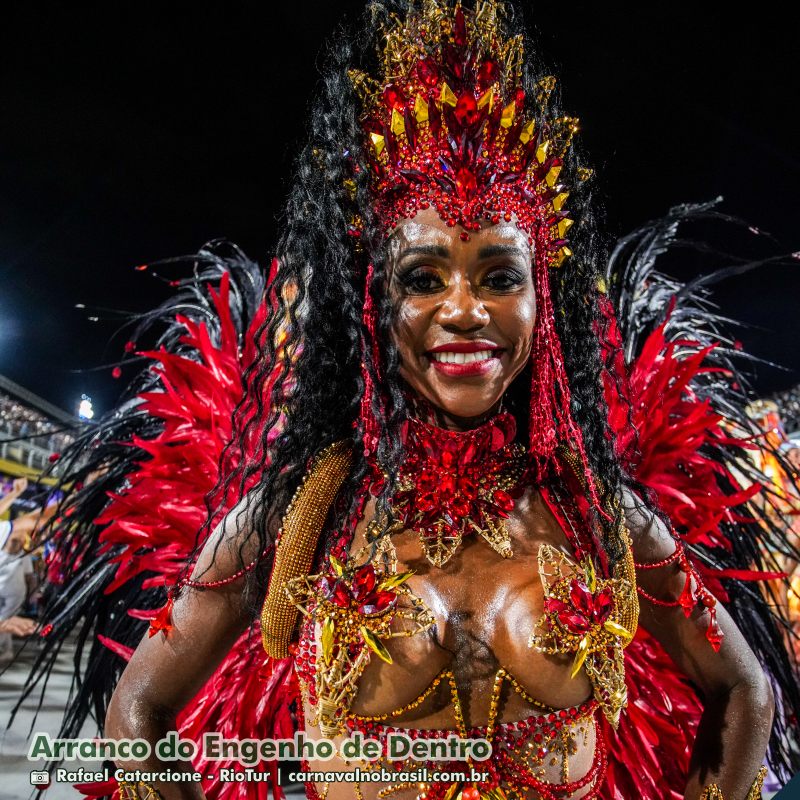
[260,440,353,659]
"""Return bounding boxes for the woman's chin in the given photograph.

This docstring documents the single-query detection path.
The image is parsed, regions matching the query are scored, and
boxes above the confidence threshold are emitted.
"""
[425,395,503,429]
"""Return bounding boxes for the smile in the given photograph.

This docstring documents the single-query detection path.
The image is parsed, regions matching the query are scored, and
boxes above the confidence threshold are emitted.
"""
[430,350,493,364]
[426,342,504,377]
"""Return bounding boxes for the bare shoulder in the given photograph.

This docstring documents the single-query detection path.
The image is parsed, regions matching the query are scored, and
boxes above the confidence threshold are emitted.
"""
[618,485,677,565]
[190,484,275,585]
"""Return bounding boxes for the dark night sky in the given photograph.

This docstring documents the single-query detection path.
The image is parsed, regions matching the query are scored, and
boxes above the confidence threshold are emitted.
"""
[1,3,798,417]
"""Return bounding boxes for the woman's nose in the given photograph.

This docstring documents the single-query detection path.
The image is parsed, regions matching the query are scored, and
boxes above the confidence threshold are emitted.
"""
[435,281,490,331]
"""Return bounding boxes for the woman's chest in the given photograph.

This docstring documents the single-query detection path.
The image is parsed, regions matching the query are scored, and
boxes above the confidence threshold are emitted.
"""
[325,487,594,720]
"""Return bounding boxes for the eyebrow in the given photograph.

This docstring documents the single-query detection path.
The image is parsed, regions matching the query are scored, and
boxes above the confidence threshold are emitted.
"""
[397,245,450,259]
[477,244,527,259]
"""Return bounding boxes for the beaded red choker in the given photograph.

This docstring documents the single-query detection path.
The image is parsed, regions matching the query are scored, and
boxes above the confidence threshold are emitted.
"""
[372,412,528,567]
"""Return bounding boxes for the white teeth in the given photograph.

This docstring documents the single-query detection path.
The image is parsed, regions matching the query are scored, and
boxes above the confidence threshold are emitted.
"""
[431,349,493,364]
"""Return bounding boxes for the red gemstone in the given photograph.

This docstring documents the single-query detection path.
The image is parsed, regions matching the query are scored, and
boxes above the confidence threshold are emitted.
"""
[592,586,614,624]
[416,57,439,88]
[477,59,498,88]
[459,476,478,499]
[453,7,467,46]
[148,597,174,637]
[569,579,594,618]
[451,496,471,518]
[453,92,480,127]
[514,87,525,107]
[351,564,377,600]
[440,473,456,494]
[558,610,591,634]
[461,440,477,464]
[545,597,569,615]
[455,166,477,198]
[383,84,405,110]
[490,424,508,450]
[706,622,724,652]
[493,489,514,511]
[441,448,456,470]
[333,582,352,608]
[360,590,396,615]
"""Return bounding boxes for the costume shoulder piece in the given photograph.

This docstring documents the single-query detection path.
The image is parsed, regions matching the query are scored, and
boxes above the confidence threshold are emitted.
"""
[261,440,353,659]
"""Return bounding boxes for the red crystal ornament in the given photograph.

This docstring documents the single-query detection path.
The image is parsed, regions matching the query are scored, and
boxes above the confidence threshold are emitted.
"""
[384,413,525,554]
[383,84,406,110]
[416,57,440,87]
[148,594,175,637]
[321,563,398,617]
[477,59,498,88]
[546,580,615,635]
[453,92,479,126]
[452,7,467,46]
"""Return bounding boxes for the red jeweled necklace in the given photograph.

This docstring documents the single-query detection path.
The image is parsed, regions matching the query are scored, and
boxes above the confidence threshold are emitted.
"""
[371,412,528,567]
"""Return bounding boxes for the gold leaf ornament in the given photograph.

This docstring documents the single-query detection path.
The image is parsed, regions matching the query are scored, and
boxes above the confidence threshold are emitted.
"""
[360,625,393,664]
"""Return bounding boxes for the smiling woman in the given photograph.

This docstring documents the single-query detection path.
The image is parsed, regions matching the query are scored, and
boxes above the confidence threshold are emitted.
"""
[390,209,536,427]
[20,1,800,800]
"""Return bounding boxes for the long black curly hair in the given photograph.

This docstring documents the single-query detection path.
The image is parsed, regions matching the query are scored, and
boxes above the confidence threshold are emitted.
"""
[192,0,630,613]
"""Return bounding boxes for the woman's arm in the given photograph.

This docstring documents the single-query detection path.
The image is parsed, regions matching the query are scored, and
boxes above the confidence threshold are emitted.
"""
[104,502,267,800]
[623,491,774,800]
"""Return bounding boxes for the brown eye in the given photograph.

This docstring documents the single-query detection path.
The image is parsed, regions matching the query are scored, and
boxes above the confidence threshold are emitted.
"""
[398,267,445,294]
[483,268,525,291]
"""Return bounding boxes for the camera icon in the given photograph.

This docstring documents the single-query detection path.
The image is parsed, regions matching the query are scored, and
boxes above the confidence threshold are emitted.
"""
[30,771,50,786]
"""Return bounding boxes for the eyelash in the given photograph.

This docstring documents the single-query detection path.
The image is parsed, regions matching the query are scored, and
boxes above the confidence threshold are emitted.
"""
[398,266,525,294]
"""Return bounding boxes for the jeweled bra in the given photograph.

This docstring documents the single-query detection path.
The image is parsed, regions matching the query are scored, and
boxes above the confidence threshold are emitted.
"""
[261,415,640,799]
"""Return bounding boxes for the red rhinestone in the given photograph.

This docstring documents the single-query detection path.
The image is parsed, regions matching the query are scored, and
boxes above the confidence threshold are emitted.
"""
[416,58,439,88]
[454,93,479,126]
[453,7,467,45]
[383,84,405,110]
[477,59,498,88]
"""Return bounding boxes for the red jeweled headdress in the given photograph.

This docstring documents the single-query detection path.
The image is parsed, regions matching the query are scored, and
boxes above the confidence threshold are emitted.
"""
[349,0,588,266]
[354,0,600,505]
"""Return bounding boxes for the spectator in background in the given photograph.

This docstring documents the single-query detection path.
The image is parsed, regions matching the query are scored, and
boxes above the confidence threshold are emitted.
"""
[0,480,57,659]
[0,476,28,517]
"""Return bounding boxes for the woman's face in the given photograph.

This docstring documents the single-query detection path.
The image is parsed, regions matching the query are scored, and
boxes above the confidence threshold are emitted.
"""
[389,207,536,430]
